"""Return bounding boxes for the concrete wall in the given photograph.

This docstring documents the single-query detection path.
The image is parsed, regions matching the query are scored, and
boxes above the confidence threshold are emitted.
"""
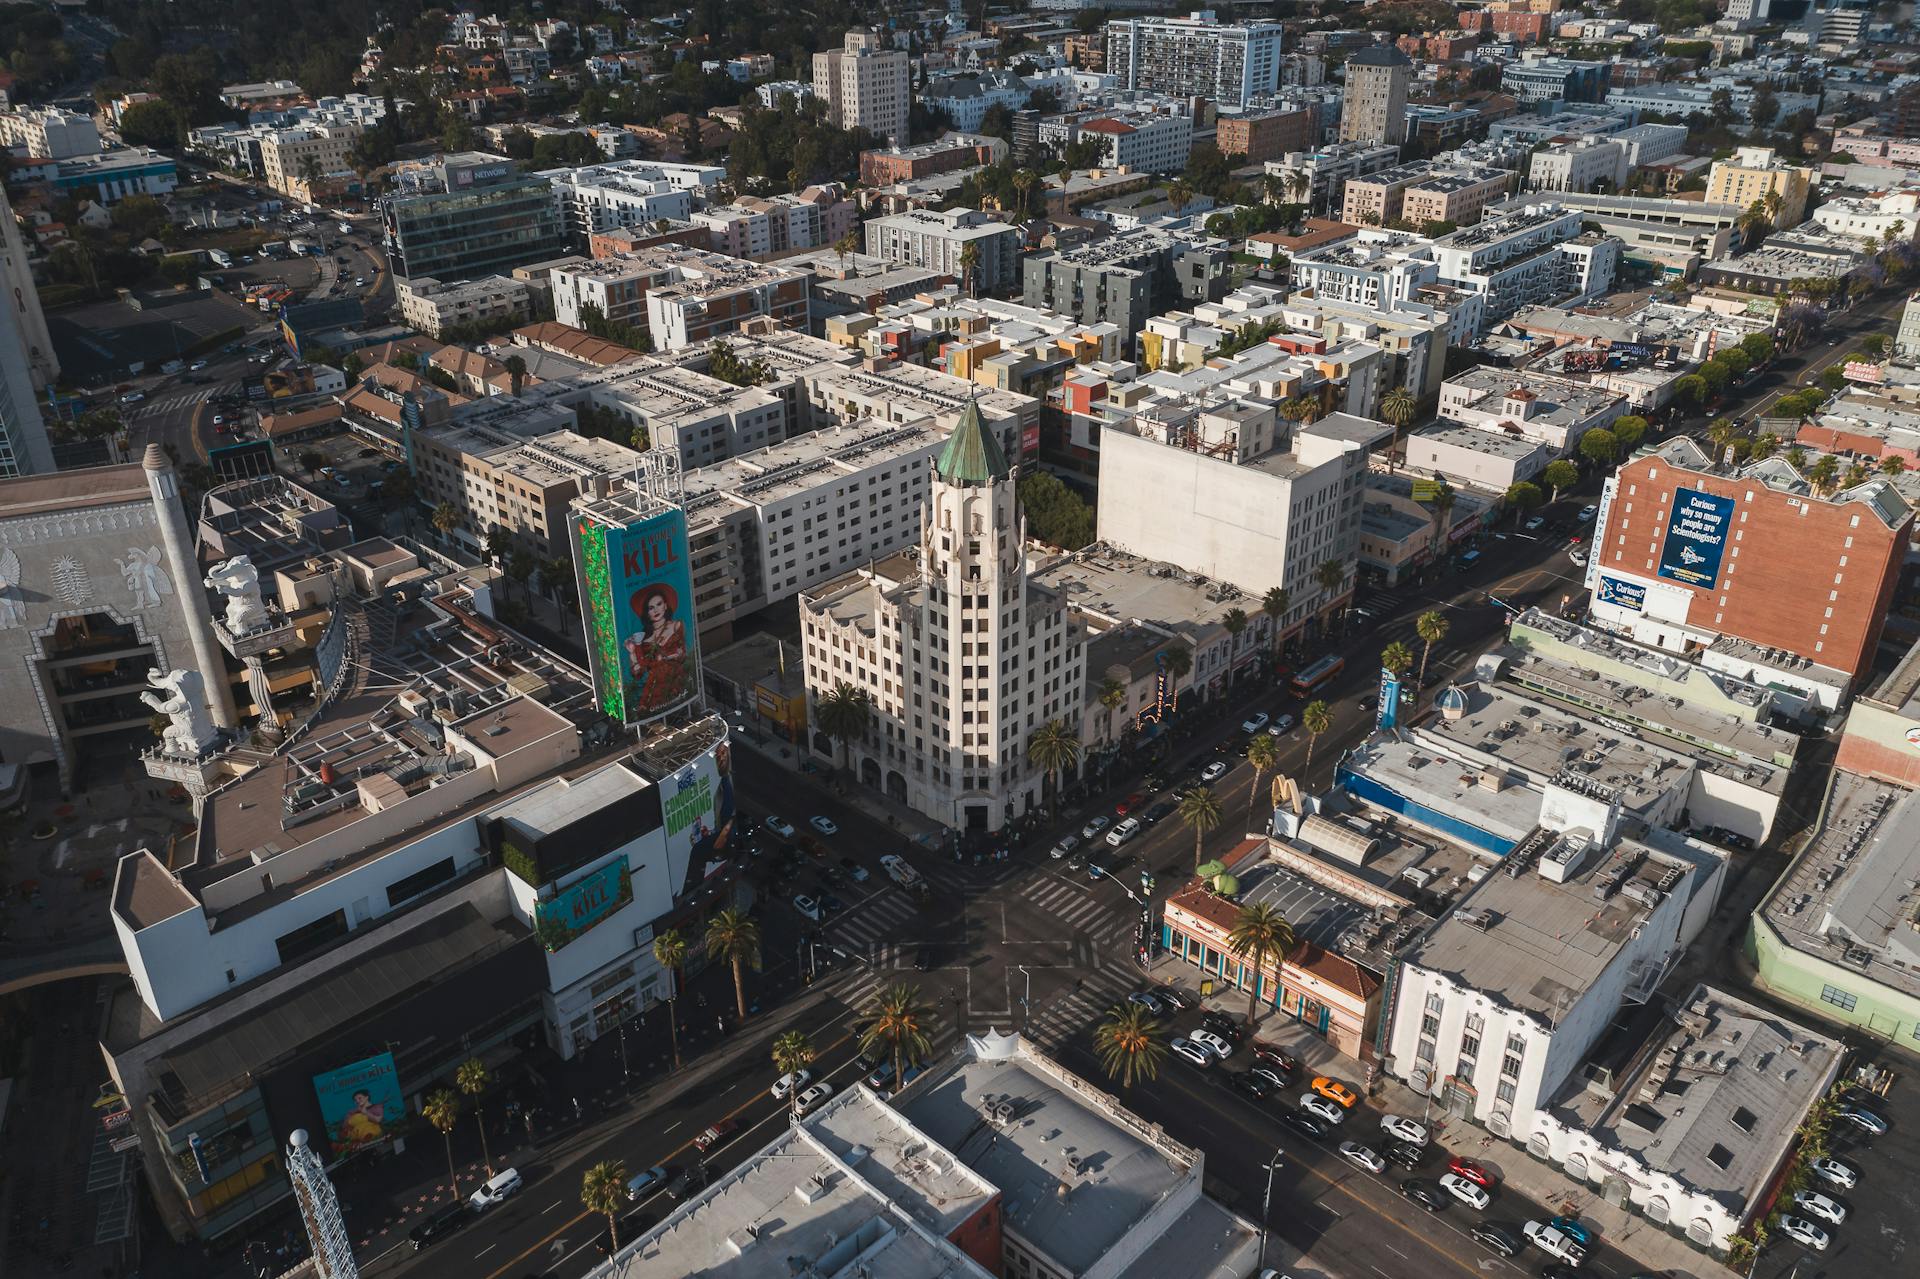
[1834,699,1920,788]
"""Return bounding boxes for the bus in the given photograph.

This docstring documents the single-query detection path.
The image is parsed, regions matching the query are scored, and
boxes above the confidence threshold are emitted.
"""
[1291,654,1346,696]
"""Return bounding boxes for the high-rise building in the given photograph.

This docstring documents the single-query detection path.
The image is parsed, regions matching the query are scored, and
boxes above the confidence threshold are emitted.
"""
[380,153,568,281]
[1338,46,1412,147]
[1703,146,1815,228]
[1896,290,1920,360]
[1103,13,1284,110]
[798,401,1085,834]
[813,29,909,146]
[0,182,56,476]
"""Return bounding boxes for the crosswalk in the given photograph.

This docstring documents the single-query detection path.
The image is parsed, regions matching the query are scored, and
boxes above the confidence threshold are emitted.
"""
[823,887,921,962]
[1018,874,1137,949]
[133,387,221,418]
[1020,958,1147,1053]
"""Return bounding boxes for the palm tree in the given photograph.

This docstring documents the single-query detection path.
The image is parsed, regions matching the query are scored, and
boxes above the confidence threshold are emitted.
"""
[1221,608,1248,687]
[297,449,325,478]
[1301,699,1333,773]
[431,501,463,543]
[1380,386,1417,473]
[581,1160,628,1255]
[958,241,981,298]
[423,1089,462,1205]
[1026,719,1081,813]
[1098,676,1127,744]
[653,928,687,1069]
[1427,482,1456,558]
[814,682,872,775]
[833,228,859,268]
[770,1030,816,1117]
[1165,178,1193,214]
[1381,640,1414,683]
[456,1057,494,1175]
[1178,785,1223,871]
[1262,586,1290,659]
[1808,453,1840,496]
[1162,643,1193,712]
[1246,733,1279,808]
[857,983,934,1091]
[1284,169,1310,206]
[705,908,761,1022]
[504,354,527,396]
[1762,188,1783,225]
[1415,610,1449,693]
[1093,1002,1166,1088]
[1880,455,1907,476]
[1315,558,1347,621]
[1226,901,1297,1027]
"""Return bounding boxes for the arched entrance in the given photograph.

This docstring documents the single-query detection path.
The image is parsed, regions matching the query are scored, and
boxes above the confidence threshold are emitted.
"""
[886,769,907,802]
[860,757,881,788]
[811,730,833,757]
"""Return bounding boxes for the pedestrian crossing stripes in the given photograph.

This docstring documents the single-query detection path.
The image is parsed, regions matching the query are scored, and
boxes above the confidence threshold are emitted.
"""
[1020,959,1145,1052]
[824,887,919,953]
[1021,875,1132,936]
[135,388,221,417]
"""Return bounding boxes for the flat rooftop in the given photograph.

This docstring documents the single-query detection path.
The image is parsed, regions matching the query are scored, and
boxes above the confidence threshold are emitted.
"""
[1447,365,1624,424]
[682,417,941,516]
[1033,545,1256,639]
[1341,735,1546,851]
[1414,424,1546,460]
[1761,772,1920,999]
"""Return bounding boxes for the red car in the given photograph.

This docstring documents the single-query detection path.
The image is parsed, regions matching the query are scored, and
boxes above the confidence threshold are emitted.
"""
[1116,792,1145,815]
[1447,1155,1496,1189]
[1253,1041,1300,1073]
[694,1118,738,1153]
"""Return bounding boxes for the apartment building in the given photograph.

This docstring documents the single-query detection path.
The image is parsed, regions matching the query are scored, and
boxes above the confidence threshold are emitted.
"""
[1075,112,1192,175]
[1290,238,1440,311]
[1340,163,1432,227]
[1104,12,1284,110]
[1431,203,1620,331]
[0,183,54,475]
[1338,46,1412,146]
[859,136,998,185]
[549,257,665,333]
[543,160,697,247]
[395,274,534,338]
[863,207,1023,295]
[690,187,857,258]
[1402,168,1514,228]
[380,154,567,281]
[1501,54,1611,105]
[1023,228,1230,358]
[644,249,810,351]
[574,355,789,469]
[1215,108,1315,165]
[1604,81,1817,125]
[813,28,909,145]
[260,122,364,200]
[1704,146,1815,227]
[1438,364,1624,454]
[1528,137,1630,193]
[413,425,642,554]
[1264,142,1400,216]
[0,104,99,159]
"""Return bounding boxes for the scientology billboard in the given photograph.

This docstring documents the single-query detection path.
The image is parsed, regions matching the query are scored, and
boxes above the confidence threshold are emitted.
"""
[577,508,700,725]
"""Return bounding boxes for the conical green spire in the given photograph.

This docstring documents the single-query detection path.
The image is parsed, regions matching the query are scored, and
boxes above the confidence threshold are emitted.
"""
[935,394,1010,487]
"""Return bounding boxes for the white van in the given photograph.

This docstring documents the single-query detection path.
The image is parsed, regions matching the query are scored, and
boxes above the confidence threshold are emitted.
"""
[470,1167,523,1210]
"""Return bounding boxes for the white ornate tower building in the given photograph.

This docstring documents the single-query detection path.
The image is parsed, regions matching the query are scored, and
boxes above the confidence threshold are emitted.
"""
[799,400,1085,834]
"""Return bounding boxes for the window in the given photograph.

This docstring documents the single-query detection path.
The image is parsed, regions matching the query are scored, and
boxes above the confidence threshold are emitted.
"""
[1416,1037,1435,1064]
[1425,991,1444,1014]
[1731,1106,1758,1133]
[1820,984,1858,1012]
[1706,1143,1734,1170]
[1421,1013,1440,1038]
[1495,1080,1516,1105]
[1501,1052,1523,1080]
[385,856,457,908]
[274,908,349,965]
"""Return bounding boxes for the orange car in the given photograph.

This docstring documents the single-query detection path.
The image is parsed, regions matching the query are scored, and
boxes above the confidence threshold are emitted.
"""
[1311,1076,1359,1108]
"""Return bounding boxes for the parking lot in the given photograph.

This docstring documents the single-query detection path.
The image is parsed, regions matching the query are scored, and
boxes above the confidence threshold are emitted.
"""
[1754,1057,1919,1279]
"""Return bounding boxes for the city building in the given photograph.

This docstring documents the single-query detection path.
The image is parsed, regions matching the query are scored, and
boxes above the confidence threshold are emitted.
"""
[380,154,567,281]
[259,123,364,201]
[1501,54,1612,106]
[394,274,534,338]
[1502,192,1742,280]
[859,136,1000,186]
[0,182,55,475]
[1289,237,1440,311]
[1527,137,1629,194]
[813,28,910,145]
[1103,12,1284,110]
[1604,81,1817,126]
[412,426,643,556]
[542,160,700,246]
[799,402,1084,833]
[1430,203,1620,331]
[1404,423,1554,491]
[0,104,100,159]
[574,356,788,470]
[1338,46,1412,146]
[1096,412,1386,622]
[1585,436,1913,685]
[1338,163,1430,228]
[918,69,1050,132]
[1073,112,1192,175]
[690,187,858,258]
[1263,142,1401,217]
[1215,107,1315,165]
[1898,291,1920,360]
[1023,228,1229,356]
[1437,365,1624,453]
[1400,168,1514,229]
[1488,109,1633,150]
[864,207,1024,296]
[14,147,177,203]
[1703,146,1815,227]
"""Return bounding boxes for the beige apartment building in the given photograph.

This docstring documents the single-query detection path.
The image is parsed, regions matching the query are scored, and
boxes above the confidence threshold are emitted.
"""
[1339,46,1411,147]
[1341,163,1427,226]
[1402,168,1514,227]
[1704,146,1814,227]
[412,425,643,556]
[395,274,534,338]
[813,29,909,146]
[260,123,364,199]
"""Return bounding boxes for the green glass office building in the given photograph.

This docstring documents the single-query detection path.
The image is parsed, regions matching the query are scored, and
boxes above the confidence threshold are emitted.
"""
[381,155,567,282]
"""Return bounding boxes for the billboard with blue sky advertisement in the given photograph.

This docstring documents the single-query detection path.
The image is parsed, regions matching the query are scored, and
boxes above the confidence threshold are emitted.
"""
[1595,574,1646,612]
[312,1053,405,1154]
[576,507,699,725]
[1658,487,1737,590]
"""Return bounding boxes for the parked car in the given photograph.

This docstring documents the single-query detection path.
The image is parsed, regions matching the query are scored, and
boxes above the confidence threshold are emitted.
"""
[1809,1156,1858,1190]
[1837,1104,1888,1136]
[1439,1172,1491,1210]
[1157,986,1198,1010]
[1447,1156,1496,1188]
[1522,1221,1587,1266]
[1106,817,1142,847]
[1381,1140,1425,1171]
[1777,1215,1830,1251]
[1199,1013,1246,1044]
[1310,1077,1360,1109]
[1380,1115,1430,1146]
[1299,1094,1346,1125]
[1200,761,1228,782]
[1249,1064,1291,1092]
[1337,1141,1385,1173]
[1081,815,1111,839]
[771,1069,812,1101]
[1229,1071,1273,1102]
[1577,505,1598,522]
[1188,1028,1235,1059]
[1169,1037,1212,1067]
[1051,834,1081,859]
[792,894,823,922]
[838,857,870,882]
[469,1167,523,1210]
[1471,1222,1521,1258]
[1267,714,1295,735]
[793,1082,835,1117]
[1793,1190,1847,1226]
[694,1119,738,1152]
[766,816,797,838]
[625,1166,670,1201]
[408,1203,473,1250]
[1254,1042,1300,1073]
[1399,1179,1448,1212]
[1126,989,1171,1015]
[1241,711,1271,734]
[1546,1216,1592,1246]
[1116,791,1145,815]
[809,815,839,836]
[1524,516,1546,531]
[1280,1110,1328,1140]
[1143,798,1177,824]
[664,1163,709,1201]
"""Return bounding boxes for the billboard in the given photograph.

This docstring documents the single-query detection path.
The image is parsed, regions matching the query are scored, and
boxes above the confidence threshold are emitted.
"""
[1595,574,1646,612]
[312,1053,405,1153]
[577,508,699,725]
[661,734,737,885]
[1377,668,1401,731]
[534,857,634,951]
[1657,486,1737,590]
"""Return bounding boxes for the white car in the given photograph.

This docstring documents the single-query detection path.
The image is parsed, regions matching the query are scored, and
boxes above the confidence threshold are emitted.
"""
[792,893,823,922]
[1837,1104,1888,1135]
[1337,1141,1385,1173]
[793,1082,835,1117]
[119,391,145,404]
[1081,815,1111,840]
[1380,1115,1430,1146]
[809,815,839,836]
[1106,817,1142,847]
[1577,505,1597,522]
[1523,516,1545,531]
[469,1167,523,1210]
[771,1069,812,1101]
[1439,1172,1491,1211]
[1568,546,1589,567]
[1809,1156,1858,1190]
[1267,714,1295,736]
[1242,711,1270,733]
[1778,1215,1830,1251]
[1050,834,1081,859]
[1299,1094,1346,1125]
[189,359,208,370]
[1200,761,1228,782]
[1188,1028,1234,1059]
[1169,1037,1212,1067]
[766,816,797,839]
[1793,1190,1847,1226]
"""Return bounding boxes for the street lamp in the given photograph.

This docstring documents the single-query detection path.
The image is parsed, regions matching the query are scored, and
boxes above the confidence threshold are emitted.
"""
[1258,1145,1286,1273]
[1017,964,1031,1030]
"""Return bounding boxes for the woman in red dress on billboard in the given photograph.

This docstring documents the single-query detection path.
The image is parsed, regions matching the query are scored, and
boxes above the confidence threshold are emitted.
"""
[623,582,690,714]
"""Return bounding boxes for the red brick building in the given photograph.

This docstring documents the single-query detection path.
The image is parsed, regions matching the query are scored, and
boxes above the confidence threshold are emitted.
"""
[1459,8,1551,40]
[1587,444,1913,680]
[1216,108,1315,165]
[858,138,997,186]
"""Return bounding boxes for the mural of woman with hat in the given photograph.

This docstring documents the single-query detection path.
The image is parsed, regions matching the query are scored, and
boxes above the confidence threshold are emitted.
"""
[623,580,691,714]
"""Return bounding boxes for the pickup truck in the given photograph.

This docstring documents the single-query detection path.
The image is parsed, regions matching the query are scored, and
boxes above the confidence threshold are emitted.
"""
[1522,1221,1587,1266]
[878,853,932,903]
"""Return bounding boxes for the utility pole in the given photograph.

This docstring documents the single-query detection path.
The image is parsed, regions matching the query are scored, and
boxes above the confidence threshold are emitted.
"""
[1017,964,1031,1030]
[1258,1146,1285,1274]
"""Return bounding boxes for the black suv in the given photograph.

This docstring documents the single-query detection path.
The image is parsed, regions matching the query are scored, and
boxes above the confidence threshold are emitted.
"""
[1143,798,1177,824]
[1200,1013,1247,1044]
[665,1163,710,1201]
[1382,1140,1426,1171]
[408,1203,472,1251]
[1472,1223,1521,1257]
[1398,1179,1447,1212]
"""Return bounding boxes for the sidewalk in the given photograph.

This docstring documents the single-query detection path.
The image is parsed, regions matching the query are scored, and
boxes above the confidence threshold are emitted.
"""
[1149,958,1740,1279]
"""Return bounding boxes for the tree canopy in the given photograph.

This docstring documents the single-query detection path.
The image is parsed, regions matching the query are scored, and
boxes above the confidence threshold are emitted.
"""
[1017,471,1095,551]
